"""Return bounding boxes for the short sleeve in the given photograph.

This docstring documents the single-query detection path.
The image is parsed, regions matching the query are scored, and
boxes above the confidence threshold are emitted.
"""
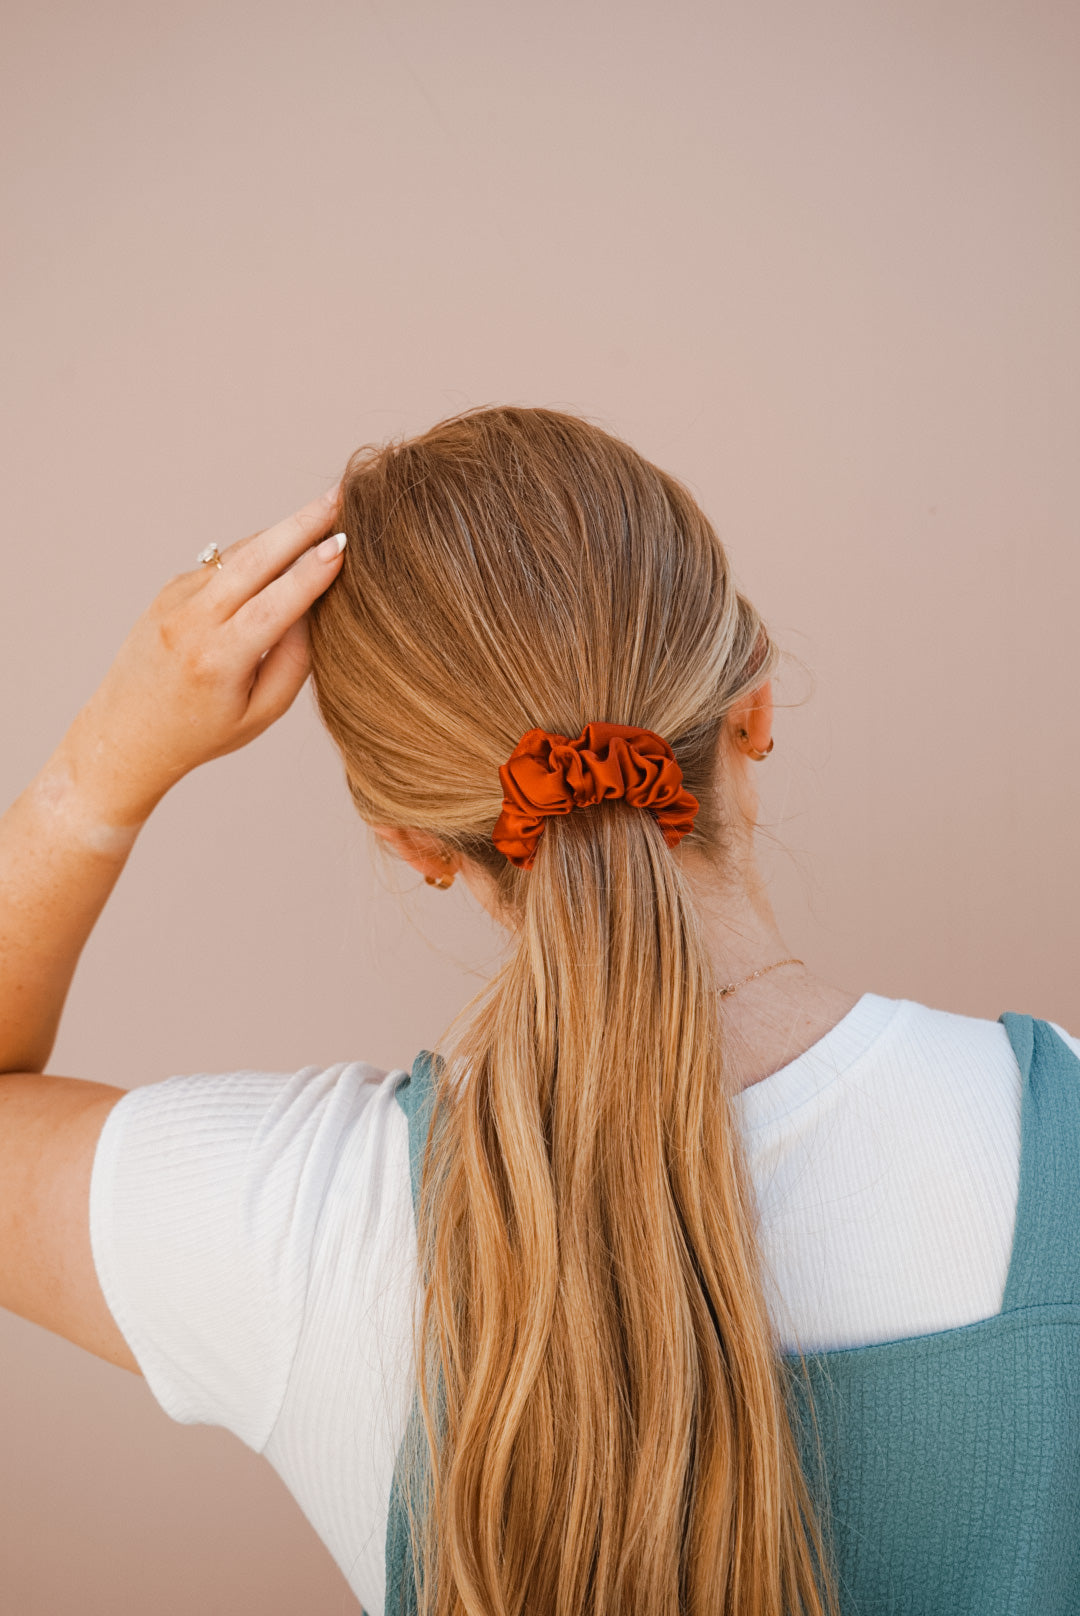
[89,1059,389,1453]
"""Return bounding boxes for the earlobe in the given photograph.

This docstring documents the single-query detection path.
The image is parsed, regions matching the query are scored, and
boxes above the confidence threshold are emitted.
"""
[370,823,458,885]
[728,680,774,760]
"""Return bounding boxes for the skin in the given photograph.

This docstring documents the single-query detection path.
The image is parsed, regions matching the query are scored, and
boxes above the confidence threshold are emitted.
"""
[0,490,858,1378]
[375,691,860,1096]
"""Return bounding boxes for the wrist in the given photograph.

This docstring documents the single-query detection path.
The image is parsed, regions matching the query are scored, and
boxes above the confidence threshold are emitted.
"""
[40,718,173,854]
[24,755,144,859]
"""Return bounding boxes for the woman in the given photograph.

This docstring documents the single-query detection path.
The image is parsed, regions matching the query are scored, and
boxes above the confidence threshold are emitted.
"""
[0,406,1077,1616]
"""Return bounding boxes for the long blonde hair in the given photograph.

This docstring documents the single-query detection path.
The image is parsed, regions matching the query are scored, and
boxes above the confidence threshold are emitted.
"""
[309,407,835,1616]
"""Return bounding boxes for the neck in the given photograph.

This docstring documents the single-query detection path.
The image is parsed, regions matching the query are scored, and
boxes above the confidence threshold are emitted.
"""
[680,843,862,1093]
[681,840,790,985]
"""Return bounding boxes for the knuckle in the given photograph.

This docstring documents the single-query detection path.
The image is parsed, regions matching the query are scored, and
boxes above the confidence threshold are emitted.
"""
[149,577,186,618]
[149,576,203,637]
[156,617,179,653]
[180,637,221,684]
[151,596,197,655]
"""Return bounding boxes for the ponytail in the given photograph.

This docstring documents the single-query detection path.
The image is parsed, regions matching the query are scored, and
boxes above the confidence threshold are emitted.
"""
[308,405,838,1616]
[410,801,832,1615]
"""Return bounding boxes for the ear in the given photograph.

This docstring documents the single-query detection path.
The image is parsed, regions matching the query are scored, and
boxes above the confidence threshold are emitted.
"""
[370,824,458,882]
[726,679,774,757]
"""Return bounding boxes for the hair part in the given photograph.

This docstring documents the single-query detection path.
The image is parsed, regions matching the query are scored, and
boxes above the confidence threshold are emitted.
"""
[309,406,837,1616]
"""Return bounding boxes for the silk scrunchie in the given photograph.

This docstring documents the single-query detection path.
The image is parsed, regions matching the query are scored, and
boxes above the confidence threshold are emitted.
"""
[491,721,700,870]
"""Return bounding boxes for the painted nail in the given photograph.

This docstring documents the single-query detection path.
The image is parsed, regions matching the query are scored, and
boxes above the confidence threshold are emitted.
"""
[316,531,347,560]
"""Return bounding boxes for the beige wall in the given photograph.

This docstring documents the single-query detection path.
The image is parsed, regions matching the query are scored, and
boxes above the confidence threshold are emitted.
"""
[1,0,1077,1608]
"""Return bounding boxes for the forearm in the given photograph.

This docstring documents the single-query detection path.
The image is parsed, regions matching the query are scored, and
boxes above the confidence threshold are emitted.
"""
[0,716,153,1075]
[0,487,342,1075]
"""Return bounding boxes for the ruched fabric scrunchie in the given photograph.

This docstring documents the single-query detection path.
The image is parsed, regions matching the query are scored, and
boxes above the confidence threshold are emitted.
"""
[491,721,700,870]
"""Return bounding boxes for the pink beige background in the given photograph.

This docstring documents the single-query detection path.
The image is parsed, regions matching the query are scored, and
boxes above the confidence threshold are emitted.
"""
[1,1,1078,1609]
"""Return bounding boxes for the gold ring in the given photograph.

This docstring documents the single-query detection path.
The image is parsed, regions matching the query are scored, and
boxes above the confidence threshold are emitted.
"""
[197,543,223,570]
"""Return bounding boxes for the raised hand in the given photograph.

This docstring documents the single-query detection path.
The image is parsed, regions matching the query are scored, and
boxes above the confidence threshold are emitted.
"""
[0,484,347,1078]
[61,487,346,830]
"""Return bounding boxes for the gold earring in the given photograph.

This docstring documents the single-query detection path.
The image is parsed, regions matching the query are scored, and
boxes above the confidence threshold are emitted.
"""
[737,728,774,762]
[422,845,455,890]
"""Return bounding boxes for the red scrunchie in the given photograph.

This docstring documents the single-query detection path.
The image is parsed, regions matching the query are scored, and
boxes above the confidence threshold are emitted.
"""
[491,721,699,870]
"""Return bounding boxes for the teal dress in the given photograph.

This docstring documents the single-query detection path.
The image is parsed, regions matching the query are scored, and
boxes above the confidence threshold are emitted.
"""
[384,1014,1080,1614]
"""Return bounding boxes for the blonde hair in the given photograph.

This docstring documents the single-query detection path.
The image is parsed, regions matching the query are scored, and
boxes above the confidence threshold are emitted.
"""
[309,407,835,1616]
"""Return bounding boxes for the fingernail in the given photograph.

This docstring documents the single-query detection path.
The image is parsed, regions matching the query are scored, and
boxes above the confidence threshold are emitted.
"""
[316,531,347,560]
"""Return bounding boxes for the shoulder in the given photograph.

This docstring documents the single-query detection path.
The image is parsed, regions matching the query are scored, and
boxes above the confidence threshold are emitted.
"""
[91,1057,417,1451]
[1047,1019,1080,1061]
[883,996,1080,1065]
[97,1057,415,1210]
[857,997,1080,1151]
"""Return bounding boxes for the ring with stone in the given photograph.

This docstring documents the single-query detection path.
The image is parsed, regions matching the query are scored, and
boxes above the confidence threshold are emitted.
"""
[197,543,223,570]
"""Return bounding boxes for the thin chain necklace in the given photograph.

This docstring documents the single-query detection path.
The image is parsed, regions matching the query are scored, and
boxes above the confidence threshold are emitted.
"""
[717,957,805,999]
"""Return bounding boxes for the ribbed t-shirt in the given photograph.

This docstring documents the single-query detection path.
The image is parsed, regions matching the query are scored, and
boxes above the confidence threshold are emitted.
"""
[88,993,1080,1613]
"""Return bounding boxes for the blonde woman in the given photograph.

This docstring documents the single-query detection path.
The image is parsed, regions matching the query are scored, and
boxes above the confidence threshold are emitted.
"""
[1,407,1077,1616]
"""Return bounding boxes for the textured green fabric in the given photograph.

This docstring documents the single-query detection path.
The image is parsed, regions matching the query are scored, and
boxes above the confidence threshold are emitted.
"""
[383,1047,437,1616]
[386,1015,1080,1614]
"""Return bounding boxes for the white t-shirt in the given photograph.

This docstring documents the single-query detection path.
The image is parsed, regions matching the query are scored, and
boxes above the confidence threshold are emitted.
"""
[88,993,1080,1614]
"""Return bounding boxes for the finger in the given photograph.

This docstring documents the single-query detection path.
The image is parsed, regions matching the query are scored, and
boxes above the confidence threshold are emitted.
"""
[244,616,312,732]
[229,529,346,659]
[184,526,261,592]
[210,486,342,616]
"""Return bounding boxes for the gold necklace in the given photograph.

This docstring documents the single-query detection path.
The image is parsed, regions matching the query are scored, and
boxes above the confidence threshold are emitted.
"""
[717,957,805,999]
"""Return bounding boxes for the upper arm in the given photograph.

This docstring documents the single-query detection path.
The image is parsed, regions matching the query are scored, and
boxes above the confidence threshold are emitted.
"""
[0,1072,139,1373]
[1,1057,396,1454]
